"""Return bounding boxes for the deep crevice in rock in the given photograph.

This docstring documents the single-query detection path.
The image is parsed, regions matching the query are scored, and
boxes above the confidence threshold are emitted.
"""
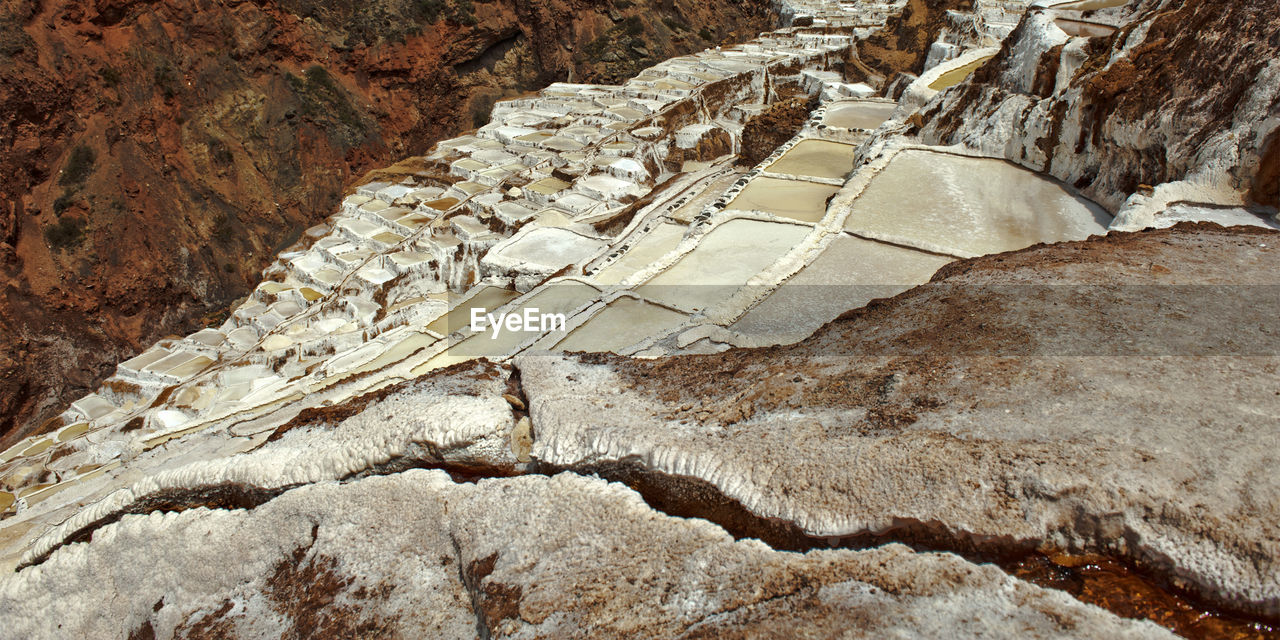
[18,482,300,571]
[542,461,1280,639]
[17,451,1277,638]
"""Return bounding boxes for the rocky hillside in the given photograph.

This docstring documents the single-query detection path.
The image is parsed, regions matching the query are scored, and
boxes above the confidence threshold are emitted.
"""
[843,0,973,87]
[0,0,774,443]
[914,0,1279,214]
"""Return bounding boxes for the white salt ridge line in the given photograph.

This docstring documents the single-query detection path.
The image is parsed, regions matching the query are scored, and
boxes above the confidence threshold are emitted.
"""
[21,389,516,569]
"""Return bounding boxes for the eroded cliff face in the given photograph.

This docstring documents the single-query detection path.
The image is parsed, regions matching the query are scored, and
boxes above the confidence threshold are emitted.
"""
[843,0,974,87]
[913,0,1280,214]
[0,0,774,443]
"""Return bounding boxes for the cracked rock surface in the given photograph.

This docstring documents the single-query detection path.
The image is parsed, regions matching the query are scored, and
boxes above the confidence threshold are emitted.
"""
[519,223,1280,617]
[0,470,1167,639]
[2,224,1276,637]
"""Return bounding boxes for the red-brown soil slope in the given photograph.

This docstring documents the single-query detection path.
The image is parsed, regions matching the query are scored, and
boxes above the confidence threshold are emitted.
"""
[0,0,774,444]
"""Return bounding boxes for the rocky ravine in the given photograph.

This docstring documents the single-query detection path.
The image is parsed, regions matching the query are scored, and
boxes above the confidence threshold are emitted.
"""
[0,0,774,444]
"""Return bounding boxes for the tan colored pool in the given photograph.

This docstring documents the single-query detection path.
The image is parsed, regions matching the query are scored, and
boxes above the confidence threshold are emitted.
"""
[765,140,859,181]
[636,218,812,311]
[593,223,688,285]
[425,286,520,336]
[1055,0,1128,10]
[1054,18,1118,37]
[731,234,953,342]
[454,281,602,358]
[554,297,689,354]
[822,102,897,130]
[724,177,841,224]
[843,150,1111,257]
[928,56,995,91]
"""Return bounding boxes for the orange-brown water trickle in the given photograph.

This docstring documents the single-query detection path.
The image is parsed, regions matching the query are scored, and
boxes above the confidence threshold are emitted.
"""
[1007,553,1279,639]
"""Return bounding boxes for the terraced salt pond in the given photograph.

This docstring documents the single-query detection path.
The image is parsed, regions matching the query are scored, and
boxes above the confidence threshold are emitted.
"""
[1052,0,1129,10]
[724,177,841,223]
[425,286,520,336]
[488,227,608,273]
[845,150,1110,257]
[765,140,859,180]
[731,234,954,342]
[554,297,689,354]
[821,101,897,130]
[928,55,995,91]
[592,223,688,285]
[1054,18,1117,37]
[454,281,602,358]
[636,219,812,312]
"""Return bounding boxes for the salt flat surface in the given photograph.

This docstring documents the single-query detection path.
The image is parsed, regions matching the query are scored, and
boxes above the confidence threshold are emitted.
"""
[724,177,841,223]
[766,139,859,180]
[636,219,812,311]
[424,286,520,336]
[844,150,1110,257]
[593,223,688,285]
[822,101,897,130]
[555,297,689,354]
[731,234,953,342]
[494,227,608,271]
[455,281,602,358]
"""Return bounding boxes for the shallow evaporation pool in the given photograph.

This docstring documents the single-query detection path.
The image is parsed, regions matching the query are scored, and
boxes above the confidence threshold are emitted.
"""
[491,228,608,272]
[592,223,688,285]
[636,219,812,312]
[668,172,745,224]
[447,281,603,359]
[844,150,1111,257]
[20,439,54,457]
[553,297,690,354]
[424,286,520,336]
[723,177,841,224]
[928,55,995,91]
[55,422,91,443]
[348,331,439,377]
[731,234,954,343]
[1054,17,1118,37]
[821,102,898,130]
[765,140,859,181]
[1052,0,1129,10]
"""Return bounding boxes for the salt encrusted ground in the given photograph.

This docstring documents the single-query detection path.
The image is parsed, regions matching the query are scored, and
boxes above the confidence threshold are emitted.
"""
[1,0,1278,636]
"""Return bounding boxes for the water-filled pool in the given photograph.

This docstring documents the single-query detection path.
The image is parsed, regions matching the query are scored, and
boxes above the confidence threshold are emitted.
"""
[843,150,1110,257]
[724,177,841,224]
[765,139,859,181]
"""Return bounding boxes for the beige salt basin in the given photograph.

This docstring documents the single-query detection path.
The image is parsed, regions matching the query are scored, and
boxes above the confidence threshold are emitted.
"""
[821,101,898,130]
[592,223,688,285]
[636,219,812,312]
[554,297,689,354]
[723,178,841,224]
[928,55,995,91]
[425,286,520,336]
[1053,0,1128,10]
[731,234,954,343]
[1054,18,1118,37]
[765,140,859,181]
[843,150,1111,258]
[449,281,603,359]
